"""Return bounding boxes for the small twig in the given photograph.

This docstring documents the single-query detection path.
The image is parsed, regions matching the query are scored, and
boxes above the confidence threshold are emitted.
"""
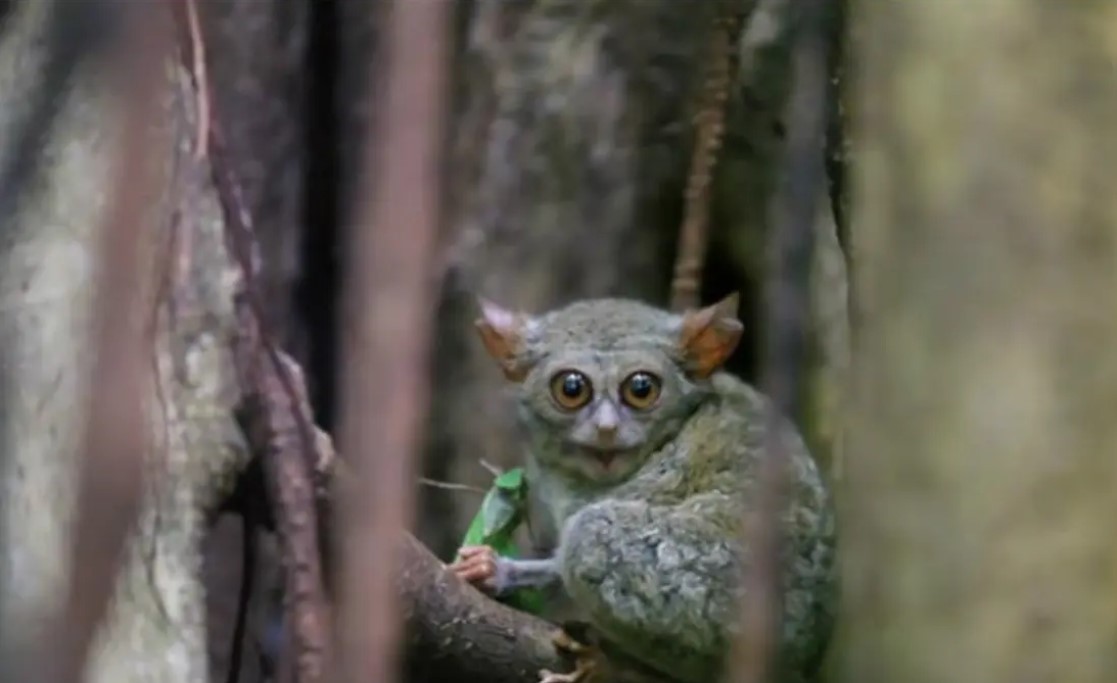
[234,303,331,683]
[669,0,745,312]
[478,459,503,478]
[183,0,209,160]
[418,477,487,495]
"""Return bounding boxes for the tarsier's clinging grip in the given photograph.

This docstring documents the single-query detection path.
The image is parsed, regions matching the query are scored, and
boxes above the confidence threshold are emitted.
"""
[452,294,836,683]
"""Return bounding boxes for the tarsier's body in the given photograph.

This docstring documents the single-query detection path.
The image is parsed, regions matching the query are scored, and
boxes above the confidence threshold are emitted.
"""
[454,295,836,683]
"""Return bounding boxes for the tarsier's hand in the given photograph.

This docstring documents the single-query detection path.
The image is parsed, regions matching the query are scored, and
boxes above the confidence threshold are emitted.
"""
[448,545,503,594]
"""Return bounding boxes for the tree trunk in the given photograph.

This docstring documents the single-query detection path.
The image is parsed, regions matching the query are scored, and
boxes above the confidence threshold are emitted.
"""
[0,3,247,682]
[840,3,1117,682]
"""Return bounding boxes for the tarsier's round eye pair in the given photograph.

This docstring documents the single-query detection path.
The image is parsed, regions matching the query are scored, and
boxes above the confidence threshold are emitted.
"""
[548,370,662,411]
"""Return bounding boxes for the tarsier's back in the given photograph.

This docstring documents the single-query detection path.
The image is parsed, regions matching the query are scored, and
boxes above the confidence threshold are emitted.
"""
[466,295,837,683]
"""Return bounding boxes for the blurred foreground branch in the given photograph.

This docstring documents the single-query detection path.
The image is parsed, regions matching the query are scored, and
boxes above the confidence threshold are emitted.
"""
[732,0,831,680]
[34,5,165,682]
[332,0,449,682]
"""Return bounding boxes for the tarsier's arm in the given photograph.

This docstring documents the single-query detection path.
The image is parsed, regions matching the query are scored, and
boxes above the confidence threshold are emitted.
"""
[451,546,563,595]
[556,496,740,683]
[494,556,563,594]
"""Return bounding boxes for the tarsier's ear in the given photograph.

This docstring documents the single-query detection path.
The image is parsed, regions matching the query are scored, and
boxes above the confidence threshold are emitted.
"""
[474,297,535,382]
[678,292,743,378]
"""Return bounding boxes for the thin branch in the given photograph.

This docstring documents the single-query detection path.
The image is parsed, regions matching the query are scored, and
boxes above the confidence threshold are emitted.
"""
[183,0,209,159]
[333,1,450,683]
[669,0,745,312]
[478,458,504,477]
[35,4,165,681]
[418,477,487,495]
[731,0,831,681]
[233,313,331,683]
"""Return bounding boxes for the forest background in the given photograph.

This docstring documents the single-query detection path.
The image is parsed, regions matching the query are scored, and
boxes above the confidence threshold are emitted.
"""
[0,1,1114,683]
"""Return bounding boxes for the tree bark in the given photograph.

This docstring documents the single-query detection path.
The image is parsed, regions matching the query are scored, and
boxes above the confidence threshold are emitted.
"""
[0,3,248,681]
[841,3,1117,682]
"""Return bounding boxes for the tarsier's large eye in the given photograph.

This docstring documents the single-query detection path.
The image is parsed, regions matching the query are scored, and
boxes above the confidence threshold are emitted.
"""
[550,370,593,410]
[620,371,661,410]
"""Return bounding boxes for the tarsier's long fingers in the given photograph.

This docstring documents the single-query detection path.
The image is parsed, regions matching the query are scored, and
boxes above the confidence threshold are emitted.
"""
[447,545,499,589]
[455,544,492,560]
[448,548,496,573]
[452,560,495,584]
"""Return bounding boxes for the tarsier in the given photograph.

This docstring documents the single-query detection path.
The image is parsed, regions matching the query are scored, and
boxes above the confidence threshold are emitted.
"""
[449,294,836,683]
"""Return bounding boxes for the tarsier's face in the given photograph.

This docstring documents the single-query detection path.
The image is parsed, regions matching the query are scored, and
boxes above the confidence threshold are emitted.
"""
[474,296,743,484]
[517,346,698,482]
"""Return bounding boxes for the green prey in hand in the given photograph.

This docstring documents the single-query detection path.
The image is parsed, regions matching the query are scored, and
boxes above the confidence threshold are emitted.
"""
[448,465,547,614]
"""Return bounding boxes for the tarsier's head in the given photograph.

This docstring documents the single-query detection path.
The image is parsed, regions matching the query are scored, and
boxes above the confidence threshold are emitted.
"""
[474,294,742,484]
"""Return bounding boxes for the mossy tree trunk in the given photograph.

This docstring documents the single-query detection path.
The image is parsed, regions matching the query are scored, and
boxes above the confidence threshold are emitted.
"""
[840,3,1117,682]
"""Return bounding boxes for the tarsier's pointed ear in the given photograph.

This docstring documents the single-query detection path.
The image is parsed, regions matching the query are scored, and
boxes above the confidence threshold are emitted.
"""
[678,292,743,378]
[474,297,535,382]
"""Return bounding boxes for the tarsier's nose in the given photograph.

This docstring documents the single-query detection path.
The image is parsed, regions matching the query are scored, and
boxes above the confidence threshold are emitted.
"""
[594,401,620,446]
[596,423,617,446]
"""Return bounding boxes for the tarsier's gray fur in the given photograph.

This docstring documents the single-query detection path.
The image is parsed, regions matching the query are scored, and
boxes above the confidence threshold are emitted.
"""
[483,297,836,683]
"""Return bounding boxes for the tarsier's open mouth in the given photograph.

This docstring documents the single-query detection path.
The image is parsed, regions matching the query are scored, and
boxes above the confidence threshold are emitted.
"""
[584,447,633,472]
[566,442,638,474]
[593,450,618,469]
